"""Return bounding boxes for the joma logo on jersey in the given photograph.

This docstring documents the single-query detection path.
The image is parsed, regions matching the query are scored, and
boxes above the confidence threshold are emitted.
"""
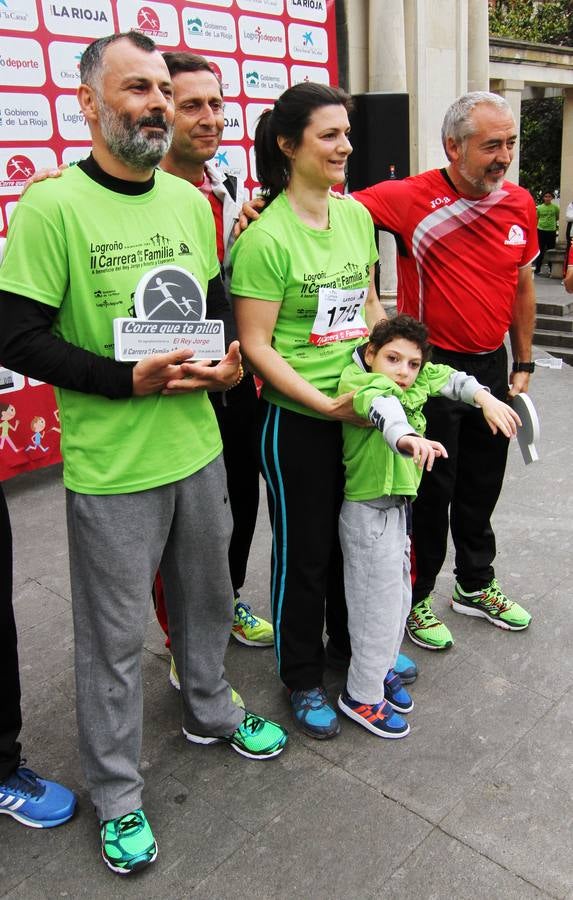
[430,195,451,209]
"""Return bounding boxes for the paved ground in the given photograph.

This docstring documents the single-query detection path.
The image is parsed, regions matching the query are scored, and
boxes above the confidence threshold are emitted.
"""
[2,276,572,899]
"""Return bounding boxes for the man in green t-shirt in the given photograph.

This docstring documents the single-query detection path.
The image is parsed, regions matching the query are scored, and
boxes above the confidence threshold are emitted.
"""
[0,31,287,877]
[535,190,559,275]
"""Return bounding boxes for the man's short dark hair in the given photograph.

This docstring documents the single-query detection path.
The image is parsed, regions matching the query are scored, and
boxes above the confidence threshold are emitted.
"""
[80,31,158,87]
[368,314,431,366]
[163,51,223,94]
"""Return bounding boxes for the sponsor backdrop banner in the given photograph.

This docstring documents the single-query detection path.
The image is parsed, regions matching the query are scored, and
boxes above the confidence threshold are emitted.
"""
[0,0,339,479]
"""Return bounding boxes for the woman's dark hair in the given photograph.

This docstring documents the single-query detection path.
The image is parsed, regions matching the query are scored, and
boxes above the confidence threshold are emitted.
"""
[368,314,432,367]
[254,82,352,202]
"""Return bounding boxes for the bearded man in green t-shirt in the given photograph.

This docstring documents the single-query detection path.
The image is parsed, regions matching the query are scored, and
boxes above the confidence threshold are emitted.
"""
[0,31,287,876]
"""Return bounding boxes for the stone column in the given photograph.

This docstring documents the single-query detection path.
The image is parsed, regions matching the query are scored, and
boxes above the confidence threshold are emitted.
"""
[368,0,407,92]
[559,88,573,247]
[490,78,524,183]
[467,0,489,91]
[343,0,369,95]
[404,0,469,174]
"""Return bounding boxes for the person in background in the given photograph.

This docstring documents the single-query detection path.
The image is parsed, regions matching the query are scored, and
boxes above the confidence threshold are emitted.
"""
[535,190,559,276]
[565,198,573,249]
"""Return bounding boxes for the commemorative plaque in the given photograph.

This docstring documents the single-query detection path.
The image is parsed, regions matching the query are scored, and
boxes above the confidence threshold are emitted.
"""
[114,265,225,362]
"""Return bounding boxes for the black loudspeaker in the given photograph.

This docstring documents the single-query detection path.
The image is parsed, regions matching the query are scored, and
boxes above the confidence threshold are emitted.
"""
[347,93,410,191]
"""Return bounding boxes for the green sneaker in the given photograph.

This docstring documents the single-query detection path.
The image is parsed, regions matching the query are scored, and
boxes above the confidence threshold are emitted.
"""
[100,809,157,875]
[231,600,274,647]
[406,597,454,650]
[168,657,244,708]
[183,711,288,759]
[451,578,532,630]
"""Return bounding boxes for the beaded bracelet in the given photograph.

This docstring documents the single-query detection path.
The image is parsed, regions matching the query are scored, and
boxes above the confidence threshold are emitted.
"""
[226,363,244,390]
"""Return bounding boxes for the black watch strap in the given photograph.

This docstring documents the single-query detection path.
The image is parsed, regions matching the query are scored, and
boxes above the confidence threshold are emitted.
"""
[512,361,535,373]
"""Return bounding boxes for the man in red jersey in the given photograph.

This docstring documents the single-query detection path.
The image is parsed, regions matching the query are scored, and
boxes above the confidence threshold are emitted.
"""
[351,91,537,649]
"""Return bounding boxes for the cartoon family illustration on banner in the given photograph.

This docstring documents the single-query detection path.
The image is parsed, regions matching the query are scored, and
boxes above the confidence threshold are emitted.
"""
[0,368,62,478]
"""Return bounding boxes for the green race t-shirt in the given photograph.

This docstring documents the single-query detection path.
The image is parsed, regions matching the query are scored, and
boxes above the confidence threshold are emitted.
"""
[536,202,559,232]
[231,192,378,417]
[0,166,222,494]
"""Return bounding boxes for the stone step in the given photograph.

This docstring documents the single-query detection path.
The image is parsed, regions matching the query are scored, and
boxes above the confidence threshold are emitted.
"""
[534,345,573,366]
[536,297,573,317]
[535,314,573,333]
[533,329,573,349]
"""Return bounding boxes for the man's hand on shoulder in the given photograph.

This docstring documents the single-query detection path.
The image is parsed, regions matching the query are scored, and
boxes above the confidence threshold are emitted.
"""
[162,340,243,394]
[233,196,267,237]
[20,164,67,197]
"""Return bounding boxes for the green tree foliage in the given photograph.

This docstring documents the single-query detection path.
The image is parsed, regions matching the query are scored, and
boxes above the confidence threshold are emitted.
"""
[489,0,573,46]
[519,96,563,198]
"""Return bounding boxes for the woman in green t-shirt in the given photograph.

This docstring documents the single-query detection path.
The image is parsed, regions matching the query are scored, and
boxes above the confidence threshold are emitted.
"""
[231,83,385,740]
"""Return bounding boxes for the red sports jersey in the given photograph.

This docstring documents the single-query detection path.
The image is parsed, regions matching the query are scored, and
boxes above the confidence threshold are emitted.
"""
[353,169,539,353]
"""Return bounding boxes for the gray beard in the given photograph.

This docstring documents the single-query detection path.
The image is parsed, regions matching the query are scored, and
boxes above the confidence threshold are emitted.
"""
[459,159,505,195]
[98,104,173,171]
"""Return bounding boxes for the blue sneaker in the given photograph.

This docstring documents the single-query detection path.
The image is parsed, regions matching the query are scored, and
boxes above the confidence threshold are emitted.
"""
[384,669,414,713]
[338,688,410,738]
[289,687,340,739]
[0,765,76,828]
[395,652,418,684]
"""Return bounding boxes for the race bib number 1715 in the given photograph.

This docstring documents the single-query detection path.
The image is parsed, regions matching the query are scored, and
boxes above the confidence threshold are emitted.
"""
[309,286,369,346]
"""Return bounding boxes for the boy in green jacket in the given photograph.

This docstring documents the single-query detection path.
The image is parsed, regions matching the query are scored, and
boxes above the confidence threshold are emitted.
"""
[337,315,520,738]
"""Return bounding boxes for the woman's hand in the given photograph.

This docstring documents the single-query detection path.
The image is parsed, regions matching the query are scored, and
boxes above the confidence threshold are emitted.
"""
[325,391,372,427]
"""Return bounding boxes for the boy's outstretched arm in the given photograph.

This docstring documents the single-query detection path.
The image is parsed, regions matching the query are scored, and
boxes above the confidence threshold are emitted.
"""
[474,389,521,437]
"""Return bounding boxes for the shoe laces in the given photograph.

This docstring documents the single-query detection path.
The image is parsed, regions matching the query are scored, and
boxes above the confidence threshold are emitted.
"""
[236,712,265,737]
[480,579,511,613]
[410,598,440,627]
[113,810,146,836]
[292,687,328,711]
[235,601,258,629]
[2,764,45,799]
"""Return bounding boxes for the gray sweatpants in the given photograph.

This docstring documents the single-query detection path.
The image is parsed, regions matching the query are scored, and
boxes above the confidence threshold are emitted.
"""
[66,455,244,821]
[339,497,411,704]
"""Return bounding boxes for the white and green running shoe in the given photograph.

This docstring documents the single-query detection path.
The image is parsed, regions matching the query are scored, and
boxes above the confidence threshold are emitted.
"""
[169,657,245,708]
[451,578,532,630]
[100,809,157,875]
[183,711,288,759]
[406,596,454,650]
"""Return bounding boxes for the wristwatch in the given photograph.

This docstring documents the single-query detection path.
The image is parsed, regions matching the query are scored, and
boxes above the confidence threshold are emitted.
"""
[512,361,535,373]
